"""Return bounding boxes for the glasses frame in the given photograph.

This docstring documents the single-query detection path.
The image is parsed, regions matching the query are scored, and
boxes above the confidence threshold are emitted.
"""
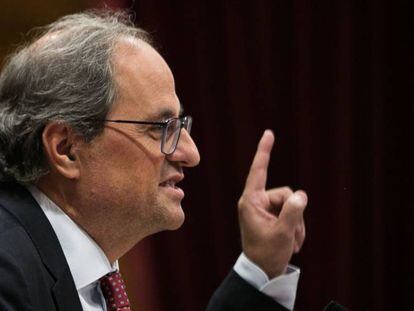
[105,115,192,155]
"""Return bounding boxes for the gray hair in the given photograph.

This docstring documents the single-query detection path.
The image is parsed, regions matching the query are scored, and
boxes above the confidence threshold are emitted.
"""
[0,10,152,183]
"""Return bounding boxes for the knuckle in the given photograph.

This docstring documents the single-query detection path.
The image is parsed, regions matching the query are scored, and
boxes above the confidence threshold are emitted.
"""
[297,227,305,241]
[238,196,248,211]
[238,194,247,206]
[239,192,263,208]
[280,186,293,195]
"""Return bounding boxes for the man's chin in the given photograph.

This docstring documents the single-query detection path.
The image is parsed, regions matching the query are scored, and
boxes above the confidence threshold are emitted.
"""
[166,206,185,230]
[157,201,185,231]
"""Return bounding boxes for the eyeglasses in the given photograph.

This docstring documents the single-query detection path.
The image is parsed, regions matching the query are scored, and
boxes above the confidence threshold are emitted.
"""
[105,115,192,155]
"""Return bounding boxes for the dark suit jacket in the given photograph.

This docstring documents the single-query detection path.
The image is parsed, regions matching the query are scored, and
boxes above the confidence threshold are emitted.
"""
[0,183,287,311]
[0,183,83,311]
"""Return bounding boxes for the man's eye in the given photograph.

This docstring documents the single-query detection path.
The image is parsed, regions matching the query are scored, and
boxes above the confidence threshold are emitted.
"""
[147,125,163,138]
[150,125,163,131]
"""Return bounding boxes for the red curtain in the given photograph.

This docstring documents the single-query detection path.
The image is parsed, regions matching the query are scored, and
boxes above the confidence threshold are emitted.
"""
[119,0,414,310]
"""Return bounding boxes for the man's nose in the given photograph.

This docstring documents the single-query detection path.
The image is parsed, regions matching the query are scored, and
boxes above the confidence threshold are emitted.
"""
[167,129,200,167]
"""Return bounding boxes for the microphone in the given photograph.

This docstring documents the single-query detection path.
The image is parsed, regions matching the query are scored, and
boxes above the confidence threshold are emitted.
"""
[323,301,348,311]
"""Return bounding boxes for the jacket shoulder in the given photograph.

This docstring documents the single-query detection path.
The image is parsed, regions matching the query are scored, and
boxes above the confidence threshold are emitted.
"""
[0,225,56,310]
[0,185,60,310]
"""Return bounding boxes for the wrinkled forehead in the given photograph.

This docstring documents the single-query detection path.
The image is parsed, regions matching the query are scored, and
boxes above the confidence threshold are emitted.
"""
[111,37,170,80]
[109,37,182,120]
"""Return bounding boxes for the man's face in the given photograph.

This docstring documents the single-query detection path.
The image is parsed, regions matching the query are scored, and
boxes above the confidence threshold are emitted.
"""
[76,39,200,238]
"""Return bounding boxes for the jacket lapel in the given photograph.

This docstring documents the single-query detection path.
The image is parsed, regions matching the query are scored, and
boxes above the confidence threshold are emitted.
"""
[52,279,83,311]
[0,183,83,311]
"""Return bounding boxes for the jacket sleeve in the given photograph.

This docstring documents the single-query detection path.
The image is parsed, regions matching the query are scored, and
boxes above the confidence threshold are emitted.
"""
[207,270,289,311]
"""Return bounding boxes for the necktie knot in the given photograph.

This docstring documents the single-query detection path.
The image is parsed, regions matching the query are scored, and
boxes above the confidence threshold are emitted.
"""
[100,271,132,311]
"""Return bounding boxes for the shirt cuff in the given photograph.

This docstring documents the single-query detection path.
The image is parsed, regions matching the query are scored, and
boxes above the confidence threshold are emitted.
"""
[233,253,300,310]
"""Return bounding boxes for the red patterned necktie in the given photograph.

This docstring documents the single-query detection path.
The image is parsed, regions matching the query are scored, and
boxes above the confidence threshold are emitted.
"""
[100,271,132,311]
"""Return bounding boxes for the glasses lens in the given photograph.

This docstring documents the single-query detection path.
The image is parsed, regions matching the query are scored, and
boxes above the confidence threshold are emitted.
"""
[162,118,181,154]
[184,116,192,134]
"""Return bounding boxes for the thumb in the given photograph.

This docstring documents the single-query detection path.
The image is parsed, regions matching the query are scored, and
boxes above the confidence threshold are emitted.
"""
[279,191,307,229]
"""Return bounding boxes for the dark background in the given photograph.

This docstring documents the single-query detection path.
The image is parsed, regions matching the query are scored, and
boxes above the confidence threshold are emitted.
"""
[1,0,413,310]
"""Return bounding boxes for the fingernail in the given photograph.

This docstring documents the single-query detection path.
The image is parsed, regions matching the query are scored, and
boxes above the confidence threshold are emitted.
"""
[289,192,307,206]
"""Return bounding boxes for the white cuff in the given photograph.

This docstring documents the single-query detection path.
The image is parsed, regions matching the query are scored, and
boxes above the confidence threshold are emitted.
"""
[233,253,300,310]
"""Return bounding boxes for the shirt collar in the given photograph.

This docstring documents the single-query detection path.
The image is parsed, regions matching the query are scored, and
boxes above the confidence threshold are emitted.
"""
[27,185,118,290]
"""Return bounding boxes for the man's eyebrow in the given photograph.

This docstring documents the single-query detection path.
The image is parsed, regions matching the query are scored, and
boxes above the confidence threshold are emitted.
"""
[148,103,184,121]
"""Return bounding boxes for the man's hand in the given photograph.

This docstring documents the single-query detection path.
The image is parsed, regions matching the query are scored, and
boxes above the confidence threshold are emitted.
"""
[238,130,307,278]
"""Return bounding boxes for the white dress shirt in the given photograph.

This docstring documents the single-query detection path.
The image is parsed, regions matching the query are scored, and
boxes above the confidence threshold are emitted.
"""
[234,253,300,310]
[27,186,116,311]
[28,186,299,310]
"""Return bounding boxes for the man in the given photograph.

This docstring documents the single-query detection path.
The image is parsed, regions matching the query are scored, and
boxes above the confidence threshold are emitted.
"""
[0,10,307,311]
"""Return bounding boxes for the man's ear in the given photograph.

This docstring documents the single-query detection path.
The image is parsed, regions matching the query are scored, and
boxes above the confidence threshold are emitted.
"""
[42,122,82,179]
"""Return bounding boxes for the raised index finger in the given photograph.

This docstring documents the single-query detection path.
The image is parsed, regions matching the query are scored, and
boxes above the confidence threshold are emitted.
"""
[244,130,275,192]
